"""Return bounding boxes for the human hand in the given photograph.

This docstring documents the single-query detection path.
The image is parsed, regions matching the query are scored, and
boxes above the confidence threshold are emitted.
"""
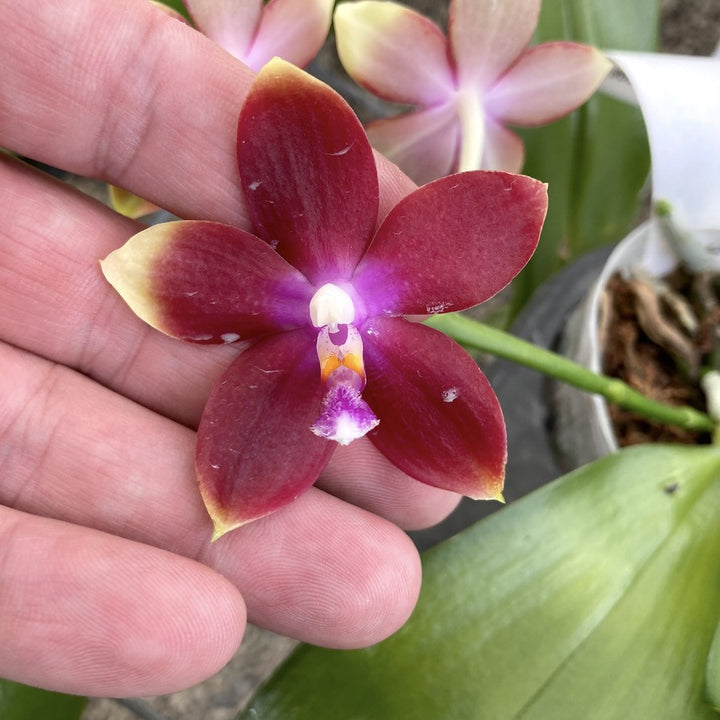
[0,0,461,697]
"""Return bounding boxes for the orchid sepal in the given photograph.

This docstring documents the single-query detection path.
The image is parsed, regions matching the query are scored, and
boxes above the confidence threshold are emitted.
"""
[184,0,262,59]
[237,58,379,285]
[365,104,460,187]
[245,0,334,70]
[100,220,313,343]
[449,0,541,86]
[334,0,454,105]
[484,42,614,126]
[183,0,333,71]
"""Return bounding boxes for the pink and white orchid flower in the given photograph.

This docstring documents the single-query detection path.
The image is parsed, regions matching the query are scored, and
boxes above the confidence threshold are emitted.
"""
[334,0,612,184]
[183,0,334,70]
[101,59,548,539]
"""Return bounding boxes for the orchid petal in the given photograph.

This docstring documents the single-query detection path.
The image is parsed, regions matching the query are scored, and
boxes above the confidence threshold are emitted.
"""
[184,0,262,60]
[485,43,612,126]
[449,0,541,87]
[237,58,379,285]
[365,104,459,185]
[362,317,506,499]
[100,221,313,343]
[245,0,334,71]
[197,329,334,537]
[482,117,525,172]
[354,172,547,317]
[334,0,454,105]
[311,381,379,445]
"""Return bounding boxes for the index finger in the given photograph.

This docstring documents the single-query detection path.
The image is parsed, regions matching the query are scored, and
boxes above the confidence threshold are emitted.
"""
[0,0,414,225]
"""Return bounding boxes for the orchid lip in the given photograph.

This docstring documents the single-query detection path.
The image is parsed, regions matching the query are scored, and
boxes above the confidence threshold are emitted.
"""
[312,323,378,444]
[311,381,379,445]
[309,282,377,444]
[316,324,367,389]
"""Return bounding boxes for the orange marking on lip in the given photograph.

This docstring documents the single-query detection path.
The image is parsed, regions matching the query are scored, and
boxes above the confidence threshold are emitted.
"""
[320,355,342,382]
[320,353,366,385]
[341,353,365,383]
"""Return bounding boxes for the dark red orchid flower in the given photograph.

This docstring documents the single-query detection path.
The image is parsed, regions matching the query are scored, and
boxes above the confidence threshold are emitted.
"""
[101,58,548,539]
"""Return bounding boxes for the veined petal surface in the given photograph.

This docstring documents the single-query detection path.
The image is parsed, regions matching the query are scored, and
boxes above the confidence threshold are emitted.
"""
[362,318,506,499]
[353,172,547,317]
[184,0,261,60]
[334,0,455,105]
[482,117,525,172]
[237,58,379,285]
[101,221,313,343]
[449,0,541,87]
[365,104,459,186]
[197,329,334,536]
[485,43,612,126]
[246,0,334,70]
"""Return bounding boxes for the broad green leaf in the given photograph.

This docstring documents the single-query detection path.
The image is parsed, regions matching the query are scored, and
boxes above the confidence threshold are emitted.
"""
[0,679,86,720]
[512,0,657,309]
[709,620,720,711]
[239,445,720,720]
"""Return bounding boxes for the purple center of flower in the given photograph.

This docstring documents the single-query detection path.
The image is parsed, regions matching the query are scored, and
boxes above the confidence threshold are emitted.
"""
[308,283,379,445]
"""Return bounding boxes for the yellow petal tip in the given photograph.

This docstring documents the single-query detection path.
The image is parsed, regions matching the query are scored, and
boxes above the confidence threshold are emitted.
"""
[108,184,159,219]
[210,521,231,543]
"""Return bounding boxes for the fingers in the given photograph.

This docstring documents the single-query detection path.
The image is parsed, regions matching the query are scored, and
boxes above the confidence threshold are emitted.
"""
[0,0,251,226]
[0,144,461,530]
[0,0,415,226]
[0,341,422,647]
[0,0,458,666]
[0,153,233,427]
[0,506,245,697]
[318,441,461,530]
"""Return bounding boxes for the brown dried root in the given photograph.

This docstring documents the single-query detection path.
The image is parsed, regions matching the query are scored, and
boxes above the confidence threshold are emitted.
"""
[628,276,700,379]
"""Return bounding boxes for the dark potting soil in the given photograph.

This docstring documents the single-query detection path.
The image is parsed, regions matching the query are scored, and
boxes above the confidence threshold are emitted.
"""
[601,269,718,446]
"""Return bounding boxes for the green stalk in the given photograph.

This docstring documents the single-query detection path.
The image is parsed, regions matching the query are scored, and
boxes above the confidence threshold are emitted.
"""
[426,313,716,434]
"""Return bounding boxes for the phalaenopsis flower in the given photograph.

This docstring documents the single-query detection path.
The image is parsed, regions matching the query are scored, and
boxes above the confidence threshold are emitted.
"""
[334,0,611,184]
[102,59,548,539]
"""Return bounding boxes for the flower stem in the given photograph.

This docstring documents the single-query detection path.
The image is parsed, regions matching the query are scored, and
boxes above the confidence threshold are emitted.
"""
[455,88,485,173]
[426,313,716,434]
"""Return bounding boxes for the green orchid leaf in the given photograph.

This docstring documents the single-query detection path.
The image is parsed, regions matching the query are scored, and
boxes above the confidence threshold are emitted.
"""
[0,679,86,720]
[513,0,658,309]
[238,445,720,720]
[708,620,720,711]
